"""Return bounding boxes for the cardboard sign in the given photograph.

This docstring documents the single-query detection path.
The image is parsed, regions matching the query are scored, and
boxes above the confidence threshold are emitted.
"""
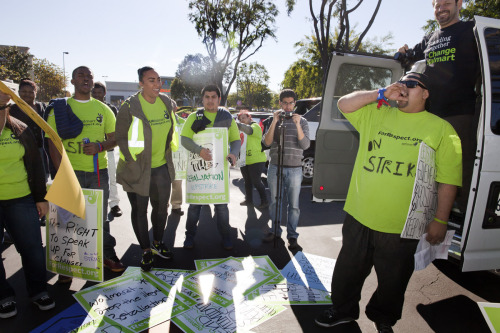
[46,188,103,282]
[401,142,438,239]
[186,128,229,204]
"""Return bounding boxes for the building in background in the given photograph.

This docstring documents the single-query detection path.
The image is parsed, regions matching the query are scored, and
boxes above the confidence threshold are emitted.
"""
[105,76,173,108]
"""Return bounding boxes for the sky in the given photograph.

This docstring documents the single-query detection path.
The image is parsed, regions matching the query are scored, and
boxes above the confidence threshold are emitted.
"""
[3,0,434,95]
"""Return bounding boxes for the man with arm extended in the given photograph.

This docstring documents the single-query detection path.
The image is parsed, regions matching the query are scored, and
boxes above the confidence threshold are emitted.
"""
[314,72,462,332]
[397,0,478,213]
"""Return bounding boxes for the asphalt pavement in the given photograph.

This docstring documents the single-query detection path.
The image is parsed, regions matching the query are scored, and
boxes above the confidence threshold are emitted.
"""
[2,153,499,332]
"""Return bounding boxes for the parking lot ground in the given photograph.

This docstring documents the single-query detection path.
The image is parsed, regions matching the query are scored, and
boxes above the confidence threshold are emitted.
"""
[2,165,499,332]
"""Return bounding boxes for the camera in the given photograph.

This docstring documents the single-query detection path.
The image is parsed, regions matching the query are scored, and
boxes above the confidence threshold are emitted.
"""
[394,48,415,69]
[279,111,293,119]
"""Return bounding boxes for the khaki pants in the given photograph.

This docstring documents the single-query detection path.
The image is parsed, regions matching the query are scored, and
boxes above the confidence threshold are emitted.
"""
[170,179,183,209]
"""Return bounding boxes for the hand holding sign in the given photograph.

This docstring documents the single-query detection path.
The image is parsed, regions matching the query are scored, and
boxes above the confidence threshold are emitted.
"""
[200,148,212,161]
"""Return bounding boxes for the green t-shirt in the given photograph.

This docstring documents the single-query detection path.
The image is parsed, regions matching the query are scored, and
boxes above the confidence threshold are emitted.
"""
[245,122,267,165]
[0,128,31,200]
[181,110,240,143]
[342,103,462,234]
[46,98,116,172]
[139,94,172,168]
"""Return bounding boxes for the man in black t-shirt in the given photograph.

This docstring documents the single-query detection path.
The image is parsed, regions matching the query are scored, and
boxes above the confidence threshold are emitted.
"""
[398,0,480,214]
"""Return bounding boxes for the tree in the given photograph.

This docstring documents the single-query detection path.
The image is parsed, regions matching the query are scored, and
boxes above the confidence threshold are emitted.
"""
[282,32,393,98]
[33,58,65,101]
[236,62,271,109]
[308,0,383,85]
[187,0,280,105]
[0,46,32,82]
[171,54,212,106]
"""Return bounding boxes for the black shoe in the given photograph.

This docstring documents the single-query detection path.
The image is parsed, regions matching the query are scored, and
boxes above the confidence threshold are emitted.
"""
[33,295,55,311]
[110,205,122,217]
[288,237,300,250]
[172,208,184,216]
[151,241,173,259]
[222,236,233,250]
[140,250,154,272]
[374,322,394,333]
[314,307,354,328]
[240,200,252,206]
[0,300,17,318]
[104,256,126,272]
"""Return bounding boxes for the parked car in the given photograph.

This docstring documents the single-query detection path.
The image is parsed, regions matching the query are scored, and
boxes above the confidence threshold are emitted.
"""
[312,16,500,272]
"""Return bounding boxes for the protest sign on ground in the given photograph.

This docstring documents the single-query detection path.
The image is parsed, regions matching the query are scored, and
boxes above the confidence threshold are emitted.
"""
[73,269,190,332]
[46,188,103,282]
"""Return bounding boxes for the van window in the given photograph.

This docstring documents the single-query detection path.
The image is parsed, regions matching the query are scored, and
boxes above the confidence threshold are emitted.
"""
[332,64,393,120]
[485,28,500,135]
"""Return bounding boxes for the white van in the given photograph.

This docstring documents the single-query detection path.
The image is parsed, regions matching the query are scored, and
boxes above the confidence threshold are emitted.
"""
[312,16,500,272]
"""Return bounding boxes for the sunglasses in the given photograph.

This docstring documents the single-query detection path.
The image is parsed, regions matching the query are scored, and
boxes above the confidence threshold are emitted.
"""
[398,80,427,90]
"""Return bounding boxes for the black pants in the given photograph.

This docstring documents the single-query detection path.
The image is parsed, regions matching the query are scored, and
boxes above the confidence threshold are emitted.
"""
[240,162,267,204]
[331,214,418,326]
[127,164,171,249]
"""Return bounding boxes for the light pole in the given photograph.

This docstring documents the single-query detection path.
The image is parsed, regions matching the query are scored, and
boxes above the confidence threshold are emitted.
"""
[62,51,69,96]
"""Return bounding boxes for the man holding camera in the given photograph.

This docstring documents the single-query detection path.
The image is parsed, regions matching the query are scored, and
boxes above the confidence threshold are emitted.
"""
[262,89,310,250]
[397,0,479,213]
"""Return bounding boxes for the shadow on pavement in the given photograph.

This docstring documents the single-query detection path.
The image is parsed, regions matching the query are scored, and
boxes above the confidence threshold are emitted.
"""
[416,294,490,332]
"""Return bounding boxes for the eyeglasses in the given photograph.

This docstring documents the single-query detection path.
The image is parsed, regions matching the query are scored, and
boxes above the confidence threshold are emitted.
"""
[398,80,427,90]
[281,101,296,106]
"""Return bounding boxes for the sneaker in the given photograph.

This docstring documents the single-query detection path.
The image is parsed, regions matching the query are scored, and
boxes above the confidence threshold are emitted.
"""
[151,242,173,259]
[110,205,123,217]
[172,208,184,216]
[222,237,233,250]
[104,256,126,272]
[0,301,17,319]
[288,238,300,250]
[183,235,194,249]
[57,275,73,284]
[256,202,269,209]
[263,232,276,243]
[314,307,354,328]
[374,322,394,333]
[33,295,55,311]
[140,250,154,272]
[240,200,252,206]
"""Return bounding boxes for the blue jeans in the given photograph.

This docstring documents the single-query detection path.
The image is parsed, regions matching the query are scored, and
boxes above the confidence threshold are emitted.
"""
[0,195,48,302]
[185,204,230,238]
[267,164,302,239]
[74,169,116,259]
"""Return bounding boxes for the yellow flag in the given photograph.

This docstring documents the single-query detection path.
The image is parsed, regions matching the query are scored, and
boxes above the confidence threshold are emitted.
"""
[0,80,85,219]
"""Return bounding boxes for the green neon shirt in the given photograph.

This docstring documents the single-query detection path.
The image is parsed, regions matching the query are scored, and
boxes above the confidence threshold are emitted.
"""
[245,122,266,165]
[342,103,462,234]
[139,94,172,168]
[0,127,31,200]
[46,98,116,172]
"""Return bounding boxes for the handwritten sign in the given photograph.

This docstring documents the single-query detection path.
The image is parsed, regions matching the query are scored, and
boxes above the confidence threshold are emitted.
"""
[46,188,103,282]
[182,257,277,307]
[478,302,500,333]
[195,255,280,276]
[280,251,336,293]
[172,299,286,333]
[246,274,332,305]
[237,132,247,167]
[401,142,438,239]
[173,123,188,180]
[73,269,189,332]
[186,128,229,204]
